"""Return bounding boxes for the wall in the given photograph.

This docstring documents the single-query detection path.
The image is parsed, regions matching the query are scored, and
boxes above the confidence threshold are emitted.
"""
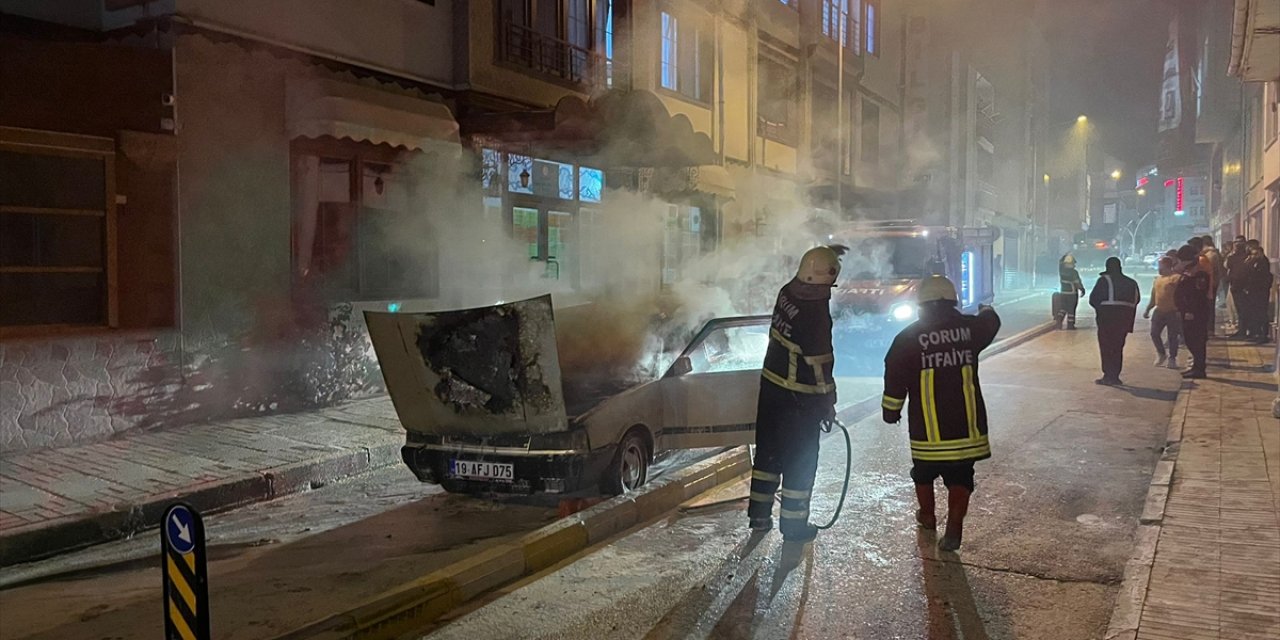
[174,0,454,86]
[0,34,183,452]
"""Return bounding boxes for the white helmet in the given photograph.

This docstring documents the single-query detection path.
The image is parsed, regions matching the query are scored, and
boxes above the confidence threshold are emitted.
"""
[796,246,843,286]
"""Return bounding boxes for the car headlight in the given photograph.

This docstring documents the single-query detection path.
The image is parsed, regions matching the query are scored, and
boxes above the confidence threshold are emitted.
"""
[891,303,916,321]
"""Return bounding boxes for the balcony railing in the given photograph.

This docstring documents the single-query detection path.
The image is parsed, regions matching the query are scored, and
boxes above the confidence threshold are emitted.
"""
[499,22,607,87]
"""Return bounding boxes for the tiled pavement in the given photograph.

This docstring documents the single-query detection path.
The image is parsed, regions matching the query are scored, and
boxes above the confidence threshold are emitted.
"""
[0,396,403,566]
[1134,340,1280,640]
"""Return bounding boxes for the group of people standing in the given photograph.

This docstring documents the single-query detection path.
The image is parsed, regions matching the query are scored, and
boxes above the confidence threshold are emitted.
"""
[1056,234,1273,386]
[1146,235,1273,377]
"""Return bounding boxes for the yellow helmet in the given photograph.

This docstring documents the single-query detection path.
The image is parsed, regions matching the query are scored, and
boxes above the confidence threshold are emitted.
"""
[1062,254,1076,266]
[796,246,842,286]
[918,275,958,304]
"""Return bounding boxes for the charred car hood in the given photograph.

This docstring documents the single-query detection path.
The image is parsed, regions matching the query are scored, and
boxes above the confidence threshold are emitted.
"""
[365,295,568,436]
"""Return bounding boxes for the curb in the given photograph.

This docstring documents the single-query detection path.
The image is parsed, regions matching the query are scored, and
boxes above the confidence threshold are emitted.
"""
[981,320,1057,361]
[1103,378,1190,640]
[0,442,401,568]
[270,446,753,640]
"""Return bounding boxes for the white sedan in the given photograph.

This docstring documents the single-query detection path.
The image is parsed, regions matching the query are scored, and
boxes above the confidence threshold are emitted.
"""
[366,296,769,495]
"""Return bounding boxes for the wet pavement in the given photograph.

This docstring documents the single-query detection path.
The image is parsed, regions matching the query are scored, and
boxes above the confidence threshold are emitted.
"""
[417,306,1179,640]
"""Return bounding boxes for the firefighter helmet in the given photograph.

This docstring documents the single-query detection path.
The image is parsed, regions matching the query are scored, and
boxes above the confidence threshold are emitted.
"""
[1062,254,1077,266]
[918,275,959,304]
[796,246,842,286]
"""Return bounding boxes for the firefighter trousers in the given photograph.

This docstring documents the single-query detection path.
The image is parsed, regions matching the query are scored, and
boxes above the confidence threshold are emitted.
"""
[748,381,826,536]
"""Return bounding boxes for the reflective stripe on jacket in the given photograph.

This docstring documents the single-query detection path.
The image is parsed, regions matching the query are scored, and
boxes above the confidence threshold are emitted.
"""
[882,306,1001,462]
[1089,272,1141,332]
[761,280,836,396]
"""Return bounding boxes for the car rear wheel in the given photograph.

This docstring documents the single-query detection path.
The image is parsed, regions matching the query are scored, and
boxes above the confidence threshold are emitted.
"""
[602,429,650,495]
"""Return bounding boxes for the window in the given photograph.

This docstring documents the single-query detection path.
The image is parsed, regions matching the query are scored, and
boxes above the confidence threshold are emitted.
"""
[661,12,679,91]
[685,323,770,374]
[0,131,115,329]
[821,0,862,52]
[865,0,880,56]
[758,54,798,144]
[498,0,607,86]
[861,100,880,163]
[291,141,437,301]
[659,12,713,102]
[598,0,614,87]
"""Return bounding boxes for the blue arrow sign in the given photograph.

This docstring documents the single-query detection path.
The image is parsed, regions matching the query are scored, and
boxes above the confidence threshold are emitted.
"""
[165,505,197,555]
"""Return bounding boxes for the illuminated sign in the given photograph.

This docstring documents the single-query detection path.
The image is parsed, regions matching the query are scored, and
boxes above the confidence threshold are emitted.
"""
[960,251,974,307]
[1164,179,1176,188]
[1137,176,1150,188]
[1176,177,1184,212]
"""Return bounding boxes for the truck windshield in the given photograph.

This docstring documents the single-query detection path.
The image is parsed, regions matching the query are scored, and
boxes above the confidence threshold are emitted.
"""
[845,235,934,279]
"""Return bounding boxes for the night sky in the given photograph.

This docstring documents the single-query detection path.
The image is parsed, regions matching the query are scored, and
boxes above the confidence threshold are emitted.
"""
[1040,0,1174,168]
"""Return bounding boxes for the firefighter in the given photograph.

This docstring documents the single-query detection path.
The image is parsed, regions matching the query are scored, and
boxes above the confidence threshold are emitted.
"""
[1089,257,1141,386]
[748,245,843,543]
[1055,255,1086,330]
[882,276,1001,552]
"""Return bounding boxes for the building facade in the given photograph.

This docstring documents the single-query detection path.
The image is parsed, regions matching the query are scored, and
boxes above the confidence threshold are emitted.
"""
[0,0,925,452]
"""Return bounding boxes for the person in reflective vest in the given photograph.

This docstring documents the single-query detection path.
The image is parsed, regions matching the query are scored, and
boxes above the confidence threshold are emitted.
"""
[882,276,1001,552]
[1089,257,1141,386]
[748,245,843,543]
[1055,254,1086,330]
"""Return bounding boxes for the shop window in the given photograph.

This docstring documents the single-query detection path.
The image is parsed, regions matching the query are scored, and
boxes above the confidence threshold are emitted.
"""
[579,166,603,203]
[758,54,798,145]
[663,205,712,287]
[291,142,437,301]
[508,153,534,195]
[513,207,540,260]
[0,139,114,330]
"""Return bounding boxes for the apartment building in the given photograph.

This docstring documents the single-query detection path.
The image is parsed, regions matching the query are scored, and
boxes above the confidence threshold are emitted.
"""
[0,0,935,452]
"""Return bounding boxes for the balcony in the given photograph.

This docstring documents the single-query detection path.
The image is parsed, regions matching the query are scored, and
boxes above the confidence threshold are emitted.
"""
[499,22,608,88]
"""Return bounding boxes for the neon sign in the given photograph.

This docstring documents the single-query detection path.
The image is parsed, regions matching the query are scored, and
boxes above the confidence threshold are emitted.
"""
[960,251,975,307]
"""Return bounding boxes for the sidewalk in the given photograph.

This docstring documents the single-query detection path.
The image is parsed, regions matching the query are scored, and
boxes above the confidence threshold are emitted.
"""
[1110,339,1280,640]
[0,396,403,567]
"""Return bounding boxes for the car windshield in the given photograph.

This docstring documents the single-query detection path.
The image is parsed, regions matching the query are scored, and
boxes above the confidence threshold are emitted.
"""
[684,323,770,374]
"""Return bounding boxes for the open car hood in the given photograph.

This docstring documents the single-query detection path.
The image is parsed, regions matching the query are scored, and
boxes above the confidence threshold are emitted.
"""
[364,295,569,436]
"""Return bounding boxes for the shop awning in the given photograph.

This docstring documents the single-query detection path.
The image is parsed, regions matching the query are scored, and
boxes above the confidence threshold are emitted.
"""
[287,79,459,150]
[691,165,735,198]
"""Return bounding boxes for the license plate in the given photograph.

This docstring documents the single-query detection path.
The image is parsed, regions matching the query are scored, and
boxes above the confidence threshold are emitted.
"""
[450,459,515,481]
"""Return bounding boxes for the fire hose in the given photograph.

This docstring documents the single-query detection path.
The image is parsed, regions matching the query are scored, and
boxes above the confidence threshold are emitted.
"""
[815,417,852,530]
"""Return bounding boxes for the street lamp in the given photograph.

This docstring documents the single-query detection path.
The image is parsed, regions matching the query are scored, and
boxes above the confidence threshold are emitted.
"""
[1110,169,1122,181]
[1137,188,1146,196]
[1077,114,1088,124]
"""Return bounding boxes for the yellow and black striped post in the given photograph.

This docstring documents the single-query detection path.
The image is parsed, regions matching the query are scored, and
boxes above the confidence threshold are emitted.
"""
[161,503,210,640]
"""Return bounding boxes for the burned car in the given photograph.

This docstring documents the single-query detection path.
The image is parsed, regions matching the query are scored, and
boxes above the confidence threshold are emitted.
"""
[365,295,767,495]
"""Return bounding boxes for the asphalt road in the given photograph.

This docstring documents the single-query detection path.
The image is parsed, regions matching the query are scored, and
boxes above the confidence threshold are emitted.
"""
[415,304,1180,640]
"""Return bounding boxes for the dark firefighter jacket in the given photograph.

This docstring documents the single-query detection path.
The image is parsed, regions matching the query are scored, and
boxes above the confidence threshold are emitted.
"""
[761,279,837,405]
[1175,268,1212,318]
[1059,265,1085,294]
[882,306,1001,463]
[1089,271,1141,332]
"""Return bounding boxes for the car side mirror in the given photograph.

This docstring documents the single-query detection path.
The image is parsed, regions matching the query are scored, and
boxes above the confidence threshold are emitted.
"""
[669,356,693,377]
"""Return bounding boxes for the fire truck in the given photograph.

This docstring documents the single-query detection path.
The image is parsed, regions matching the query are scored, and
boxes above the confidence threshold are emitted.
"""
[820,220,999,370]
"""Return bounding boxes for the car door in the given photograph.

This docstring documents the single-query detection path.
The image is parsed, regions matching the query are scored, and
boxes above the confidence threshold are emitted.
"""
[657,318,769,450]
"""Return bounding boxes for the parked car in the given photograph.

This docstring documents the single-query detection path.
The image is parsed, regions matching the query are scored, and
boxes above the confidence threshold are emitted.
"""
[1142,252,1161,268]
[365,295,766,496]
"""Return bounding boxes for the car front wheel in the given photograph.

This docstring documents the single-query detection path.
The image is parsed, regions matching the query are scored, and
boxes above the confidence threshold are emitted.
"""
[602,429,650,495]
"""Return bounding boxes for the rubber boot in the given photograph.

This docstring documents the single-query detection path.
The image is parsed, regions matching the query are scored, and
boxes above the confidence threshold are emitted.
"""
[939,486,971,551]
[914,483,937,530]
